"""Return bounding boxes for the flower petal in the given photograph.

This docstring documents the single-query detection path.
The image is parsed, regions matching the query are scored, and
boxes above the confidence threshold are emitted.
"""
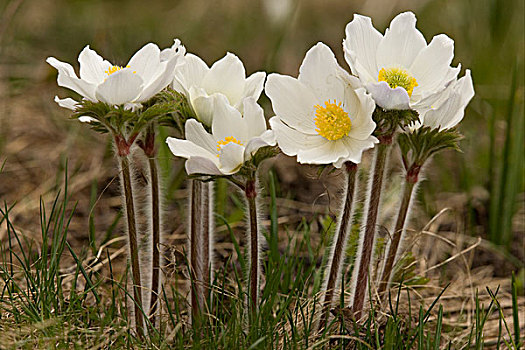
[343,14,383,83]
[136,50,182,102]
[185,118,217,154]
[202,52,246,106]
[78,45,112,84]
[95,69,143,105]
[172,53,209,95]
[54,96,79,110]
[241,97,267,139]
[244,71,266,102]
[345,88,377,140]
[78,116,97,123]
[265,74,318,134]
[365,81,410,110]
[376,12,426,70]
[166,137,217,161]
[298,42,345,103]
[244,130,276,159]
[211,94,248,142]
[409,34,455,97]
[296,138,349,165]
[188,86,215,126]
[339,136,378,165]
[127,43,163,86]
[186,156,223,175]
[46,57,97,100]
[218,142,245,174]
[269,117,326,157]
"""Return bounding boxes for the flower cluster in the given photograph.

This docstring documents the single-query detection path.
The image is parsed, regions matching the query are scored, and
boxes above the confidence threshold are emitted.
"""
[47,10,474,333]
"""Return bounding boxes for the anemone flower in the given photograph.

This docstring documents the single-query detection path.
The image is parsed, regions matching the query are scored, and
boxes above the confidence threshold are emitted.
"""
[166,96,275,175]
[47,40,185,112]
[344,12,460,111]
[265,42,377,167]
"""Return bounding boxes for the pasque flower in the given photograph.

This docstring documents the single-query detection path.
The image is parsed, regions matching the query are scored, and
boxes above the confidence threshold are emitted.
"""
[344,12,460,111]
[167,50,266,126]
[166,96,275,175]
[265,42,377,167]
[47,40,185,112]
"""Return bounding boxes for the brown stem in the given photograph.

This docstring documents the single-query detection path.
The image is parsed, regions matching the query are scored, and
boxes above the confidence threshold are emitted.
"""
[245,179,259,315]
[319,162,358,330]
[378,179,416,297]
[148,155,160,324]
[190,180,204,323]
[120,154,144,337]
[201,182,211,294]
[352,141,390,319]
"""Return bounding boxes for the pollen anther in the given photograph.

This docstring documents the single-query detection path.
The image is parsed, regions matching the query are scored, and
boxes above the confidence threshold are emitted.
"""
[216,136,243,155]
[378,67,418,97]
[314,100,351,141]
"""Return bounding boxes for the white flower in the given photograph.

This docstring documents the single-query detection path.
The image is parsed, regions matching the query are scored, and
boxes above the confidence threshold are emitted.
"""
[265,42,377,167]
[166,96,275,175]
[168,51,266,126]
[415,70,474,131]
[47,40,185,111]
[343,12,460,111]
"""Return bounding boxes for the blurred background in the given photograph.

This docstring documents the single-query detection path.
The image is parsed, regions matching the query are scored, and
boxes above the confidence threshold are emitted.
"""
[0,0,523,294]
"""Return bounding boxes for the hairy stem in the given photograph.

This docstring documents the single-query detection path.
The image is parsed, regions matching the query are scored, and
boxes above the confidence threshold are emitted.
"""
[319,162,358,330]
[201,182,210,290]
[147,155,160,323]
[378,170,418,297]
[352,140,390,319]
[190,180,204,323]
[119,154,144,337]
[245,179,259,315]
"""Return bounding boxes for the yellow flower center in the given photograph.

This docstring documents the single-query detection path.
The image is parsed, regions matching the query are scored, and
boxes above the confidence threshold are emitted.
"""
[378,67,418,97]
[104,65,136,76]
[216,136,243,155]
[314,100,351,141]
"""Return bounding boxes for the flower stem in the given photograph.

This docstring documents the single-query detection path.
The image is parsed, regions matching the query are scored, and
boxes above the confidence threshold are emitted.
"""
[119,154,144,337]
[245,178,259,315]
[190,179,204,323]
[147,155,161,323]
[319,162,358,330]
[201,182,212,294]
[352,137,391,319]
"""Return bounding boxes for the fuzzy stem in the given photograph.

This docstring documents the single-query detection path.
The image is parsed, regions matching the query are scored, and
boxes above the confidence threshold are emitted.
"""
[119,154,144,337]
[147,155,161,323]
[352,139,391,319]
[378,178,416,297]
[190,180,204,323]
[245,178,259,315]
[319,162,358,330]
[201,182,212,293]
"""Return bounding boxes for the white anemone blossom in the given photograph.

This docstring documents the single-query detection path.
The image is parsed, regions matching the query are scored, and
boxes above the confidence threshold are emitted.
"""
[166,96,275,175]
[47,40,185,114]
[415,70,474,131]
[265,42,377,167]
[166,50,266,126]
[344,12,460,111]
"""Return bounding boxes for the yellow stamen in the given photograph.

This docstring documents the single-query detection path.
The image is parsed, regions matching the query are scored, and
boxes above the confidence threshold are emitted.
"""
[104,65,136,76]
[314,100,351,141]
[216,136,243,155]
[378,67,418,97]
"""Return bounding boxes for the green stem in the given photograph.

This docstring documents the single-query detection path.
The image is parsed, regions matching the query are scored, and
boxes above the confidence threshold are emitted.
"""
[319,162,358,330]
[352,140,390,319]
[119,154,144,337]
[378,178,416,297]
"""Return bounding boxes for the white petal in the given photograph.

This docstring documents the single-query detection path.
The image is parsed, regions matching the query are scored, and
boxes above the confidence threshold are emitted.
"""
[340,136,378,164]
[297,138,350,165]
[188,87,216,126]
[269,117,325,157]
[172,54,209,95]
[46,57,97,101]
[298,42,345,103]
[244,71,266,101]
[241,97,267,138]
[186,156,223,175]
[166,137,218,161]
[136,51,182,102]
[346,88,377,140]
[265,74,317,134]
[78,45,112,84]
[376,12,426,70]
[185,118,217,154]
[365,81,410,110]
[218,142,245,174]
[160,39,186,61]
[343,14,383,82]
[212,95,248,141]
[127,43,163,86]
[202,52,246,106]
[95,69,143,105]
[410,34,455,97]
[78,116,97,123]
[54,96,79,110]
[244,130,276,159]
